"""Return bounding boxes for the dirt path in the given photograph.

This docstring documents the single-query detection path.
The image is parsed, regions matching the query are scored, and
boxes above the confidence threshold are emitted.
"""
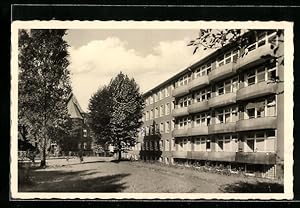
[19,157,283,193]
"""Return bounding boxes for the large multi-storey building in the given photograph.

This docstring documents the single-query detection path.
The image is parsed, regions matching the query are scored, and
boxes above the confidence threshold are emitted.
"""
[130,30,284,179]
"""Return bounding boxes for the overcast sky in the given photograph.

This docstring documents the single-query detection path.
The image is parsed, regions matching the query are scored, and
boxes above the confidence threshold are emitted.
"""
[64,29,213,111]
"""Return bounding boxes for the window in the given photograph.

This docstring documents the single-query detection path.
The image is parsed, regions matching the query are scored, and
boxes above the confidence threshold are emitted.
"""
[225,109,231,123]
[165,139,169,151]
[150,96,153,104]
[178,95,191,108]
[145,126,149,136]
[160,122,164,133]
[194,63,211,78]
[178,74,189,86]
[244,96,276,119]
[215,77,238,96]
[246,139,255,152]
[225,80,231,93]
[247,70,256,86]
[217,139,224,151]
[218,111,224,124]
[217,84,224,95]
[217,49,239,67]
[247,108,255,119]
[267,96,276,116]
[165,103,170,115]
[165,86,170,97]
[178,117,189,129]
[159,105,165,116]
[194,138,201,151]
[224,136,231,151]
[256,100,265,118]
[150,109,154,119]
[267,61,277,81]
[232,50,239,62]
[215,106,237,124]
[206,139,211,151]
[83,129,87,137]
[217,56,224,67]
[232,77,239,92]
[194,113,209,127]
[157,91,161,101]
[165,121,170,133]
[243,131,276,152]
[257,68,266,83]
[155,123,159,134]
[194,114,201,126]
[142,113,146,122]
[155,107,159,118]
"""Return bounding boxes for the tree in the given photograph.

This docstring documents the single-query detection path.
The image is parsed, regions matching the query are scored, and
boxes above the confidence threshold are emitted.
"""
[88,72,144,160]
[18,29,72,167]
[88,86,113,147]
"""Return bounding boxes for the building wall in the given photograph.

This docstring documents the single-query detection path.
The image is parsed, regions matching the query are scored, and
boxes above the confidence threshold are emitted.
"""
[131,30,284,179]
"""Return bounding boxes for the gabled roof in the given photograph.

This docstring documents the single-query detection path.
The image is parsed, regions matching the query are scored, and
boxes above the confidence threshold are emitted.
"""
[67,93,85,119]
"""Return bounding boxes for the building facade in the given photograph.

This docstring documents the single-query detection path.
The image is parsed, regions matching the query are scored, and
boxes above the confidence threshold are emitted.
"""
[130,30,284,179]
[51,93,94,156]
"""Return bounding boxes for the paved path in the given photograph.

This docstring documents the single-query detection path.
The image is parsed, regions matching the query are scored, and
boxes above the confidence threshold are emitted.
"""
[19,157,283,193]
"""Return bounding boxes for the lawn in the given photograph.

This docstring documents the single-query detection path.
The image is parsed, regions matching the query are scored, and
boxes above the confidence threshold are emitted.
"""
[18,157,283,193]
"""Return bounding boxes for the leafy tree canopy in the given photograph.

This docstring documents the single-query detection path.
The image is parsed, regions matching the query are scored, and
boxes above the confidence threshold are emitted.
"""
[88,72,144,160]
[18,29,72,167]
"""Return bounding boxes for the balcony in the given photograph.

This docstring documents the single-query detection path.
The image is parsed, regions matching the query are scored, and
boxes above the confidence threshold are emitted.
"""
[188,101,209,114]
[208,92,236,108]
[208,122,236,134]
[172,84,189,98]
[207,152,236,162]
[172,151,188,159]
[187,126,209,136]
[235,152,276,165]
[237,43,274,72]
[208,62,236,82]
[189,151,208,160]
[172,128,188,137]
[236,116,277,132]
[188,75,209,91]
[237,81,278,101]
[172,107,189,117]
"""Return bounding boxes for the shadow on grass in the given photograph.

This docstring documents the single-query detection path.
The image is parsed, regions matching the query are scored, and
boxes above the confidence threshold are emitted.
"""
[19,166,130,192]
[110,159,134,163]
[220,181,284,193]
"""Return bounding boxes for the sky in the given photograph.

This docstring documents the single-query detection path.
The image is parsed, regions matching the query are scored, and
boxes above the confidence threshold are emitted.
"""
[64,29,214,111]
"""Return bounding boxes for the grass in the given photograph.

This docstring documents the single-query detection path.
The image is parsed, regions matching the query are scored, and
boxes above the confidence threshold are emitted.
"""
[18,157,283,193]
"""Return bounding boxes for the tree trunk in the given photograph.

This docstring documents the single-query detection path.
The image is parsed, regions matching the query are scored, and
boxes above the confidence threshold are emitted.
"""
[118,150,122,161]
[118,142,122,161]
[40,137,47,167]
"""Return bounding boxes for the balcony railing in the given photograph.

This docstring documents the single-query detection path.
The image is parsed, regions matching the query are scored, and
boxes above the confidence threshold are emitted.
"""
[207,152,236,162]
[188,100,209,114]
[187,125,209,136]
[237,43,274,72]
[235,152,276,165]
[188,75,209,91]
[172,84,189,98]
[172,128,188,137]
[172,107,189,117]
[237,81,278,101]
[208,122,236,134]
[172,151,188,159]
[236,116,277,132]
[208,62,236,82]
[208,92,236,108]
